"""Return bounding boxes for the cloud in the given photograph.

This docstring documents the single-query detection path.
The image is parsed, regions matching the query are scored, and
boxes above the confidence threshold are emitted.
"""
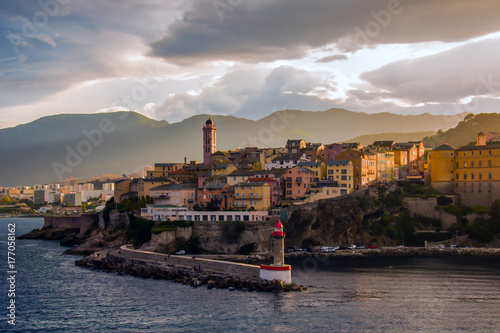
[316,54,348,63]
[360,37,500,104]
[150,0,500,64]
[152,66,338,122]
[0,1,186,108]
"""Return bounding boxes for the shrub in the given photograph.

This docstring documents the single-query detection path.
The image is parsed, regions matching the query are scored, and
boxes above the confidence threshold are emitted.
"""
[239,243,255,255]
[126,214,155,247]
[437,196,453,206]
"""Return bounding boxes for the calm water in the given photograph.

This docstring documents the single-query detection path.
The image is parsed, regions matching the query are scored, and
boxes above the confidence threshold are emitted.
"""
[1,217,500,332]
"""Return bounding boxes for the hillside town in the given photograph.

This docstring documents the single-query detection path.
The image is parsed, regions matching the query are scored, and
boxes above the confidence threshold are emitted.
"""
[1,117,500,218]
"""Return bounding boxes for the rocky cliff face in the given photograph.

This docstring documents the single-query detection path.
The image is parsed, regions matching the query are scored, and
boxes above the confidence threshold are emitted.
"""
[285,193,378,248]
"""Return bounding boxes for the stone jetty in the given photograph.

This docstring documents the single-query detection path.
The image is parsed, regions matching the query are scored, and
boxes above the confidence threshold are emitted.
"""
[76,246,306,293]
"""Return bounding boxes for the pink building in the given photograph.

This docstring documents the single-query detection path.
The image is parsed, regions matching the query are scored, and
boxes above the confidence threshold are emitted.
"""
[284,167,314,200]
[324,143,342,162]
[149,184,196,208]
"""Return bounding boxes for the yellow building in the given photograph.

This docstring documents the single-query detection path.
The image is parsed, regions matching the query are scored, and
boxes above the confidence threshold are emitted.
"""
[430,134,500,205]
[211,163,236,176]
[297,161,326,182]
[429,144,456,193]
[326,160,354,193]
[147,163,184,179]
[234,181,271,211]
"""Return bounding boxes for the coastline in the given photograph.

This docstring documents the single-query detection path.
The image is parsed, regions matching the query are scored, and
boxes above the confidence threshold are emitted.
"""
[285,246,500,258]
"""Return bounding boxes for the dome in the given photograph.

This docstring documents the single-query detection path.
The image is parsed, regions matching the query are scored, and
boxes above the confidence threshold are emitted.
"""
[206,117,213,125]
[274,221,283,229]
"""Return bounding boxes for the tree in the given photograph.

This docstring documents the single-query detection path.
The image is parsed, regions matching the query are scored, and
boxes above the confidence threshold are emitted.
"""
[0,196,12,205]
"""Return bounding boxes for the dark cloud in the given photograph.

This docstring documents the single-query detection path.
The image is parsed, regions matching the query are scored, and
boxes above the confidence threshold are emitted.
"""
[316,54,348,63]
[360,37,500,104]
[150,0,500,64]
[0,1,184,108]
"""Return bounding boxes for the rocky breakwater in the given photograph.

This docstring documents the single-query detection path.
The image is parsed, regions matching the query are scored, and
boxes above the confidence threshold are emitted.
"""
[76,249,306,293]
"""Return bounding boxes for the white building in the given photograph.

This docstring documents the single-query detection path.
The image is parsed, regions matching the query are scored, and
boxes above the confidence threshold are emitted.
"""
[141,204,270,222]
[264,153,310,170]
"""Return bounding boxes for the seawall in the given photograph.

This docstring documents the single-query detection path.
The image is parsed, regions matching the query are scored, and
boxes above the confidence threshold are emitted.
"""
[44,214,97,235]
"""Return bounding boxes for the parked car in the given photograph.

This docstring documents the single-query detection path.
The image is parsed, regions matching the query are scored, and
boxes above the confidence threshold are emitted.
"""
[348,245,357,249]
[357,246,365,249]
[436,244,445,249]
[367,245,376,249]
[175,250,186,255]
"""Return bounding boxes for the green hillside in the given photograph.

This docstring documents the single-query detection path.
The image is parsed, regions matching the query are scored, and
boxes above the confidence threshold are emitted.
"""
[423,113,500,149]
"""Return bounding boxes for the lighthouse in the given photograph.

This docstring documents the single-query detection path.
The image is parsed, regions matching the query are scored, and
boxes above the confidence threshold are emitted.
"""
[260,220,292,284]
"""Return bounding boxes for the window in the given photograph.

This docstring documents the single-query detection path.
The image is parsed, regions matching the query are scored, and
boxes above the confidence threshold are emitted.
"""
[489,172,492,180]
[479,161,482,167]
[489,160,492,167]
[328,170,333,174]
[463,173,467,180]
[471,173,474,180]
[464,162,467,168]
[479,172,482,180]
[456,173,459,180]
[287,190,292,195]
[471,161,474,168]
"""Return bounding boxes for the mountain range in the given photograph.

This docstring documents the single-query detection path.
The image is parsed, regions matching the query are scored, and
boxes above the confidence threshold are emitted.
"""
[0,109,466,186]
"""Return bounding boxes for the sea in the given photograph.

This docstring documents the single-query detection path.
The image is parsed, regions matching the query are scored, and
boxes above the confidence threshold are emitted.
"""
[1,217,500,333]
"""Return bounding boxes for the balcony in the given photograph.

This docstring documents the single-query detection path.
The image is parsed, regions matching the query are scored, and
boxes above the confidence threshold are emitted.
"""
[296,177,302,183]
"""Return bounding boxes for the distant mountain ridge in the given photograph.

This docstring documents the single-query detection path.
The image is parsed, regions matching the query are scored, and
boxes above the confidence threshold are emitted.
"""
[346,131,436,146]
[0,109,465,186]
[422,113,500,148]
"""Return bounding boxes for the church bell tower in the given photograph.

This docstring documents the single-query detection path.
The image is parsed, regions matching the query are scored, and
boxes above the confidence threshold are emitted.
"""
[203,117,217,165]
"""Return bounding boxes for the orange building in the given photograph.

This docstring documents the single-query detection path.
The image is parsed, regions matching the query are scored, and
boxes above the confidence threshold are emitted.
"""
[284,167,314,200]
[336,149,376,190]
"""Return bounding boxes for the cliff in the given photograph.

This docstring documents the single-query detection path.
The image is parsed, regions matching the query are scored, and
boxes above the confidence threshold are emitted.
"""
[284,191,384,248]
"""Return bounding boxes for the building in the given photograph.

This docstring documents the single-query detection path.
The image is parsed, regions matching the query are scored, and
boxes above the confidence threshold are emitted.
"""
[137,178,173,199]
[149,184,196,208]
[297,161,326,182]
[323,143,342,162]
[197,183,234,210]
[146,163,184,179]
[326,160,354,194]
[336,150,376,190]
[141,204,269,222]
[284,167,314,200]
[203,117,217,165]
[428,144,456,193]
[210,150,230,164]
[429,133,500,205]
[264,153,310,170]
[286,139,306,154]
[234,181,272,210]
[247,177,281,207]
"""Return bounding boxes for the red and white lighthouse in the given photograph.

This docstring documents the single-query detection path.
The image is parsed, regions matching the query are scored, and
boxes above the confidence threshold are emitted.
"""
[260,220,292,284]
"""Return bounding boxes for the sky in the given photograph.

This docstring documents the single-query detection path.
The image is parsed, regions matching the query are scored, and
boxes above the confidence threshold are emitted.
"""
[1,0,500,129]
